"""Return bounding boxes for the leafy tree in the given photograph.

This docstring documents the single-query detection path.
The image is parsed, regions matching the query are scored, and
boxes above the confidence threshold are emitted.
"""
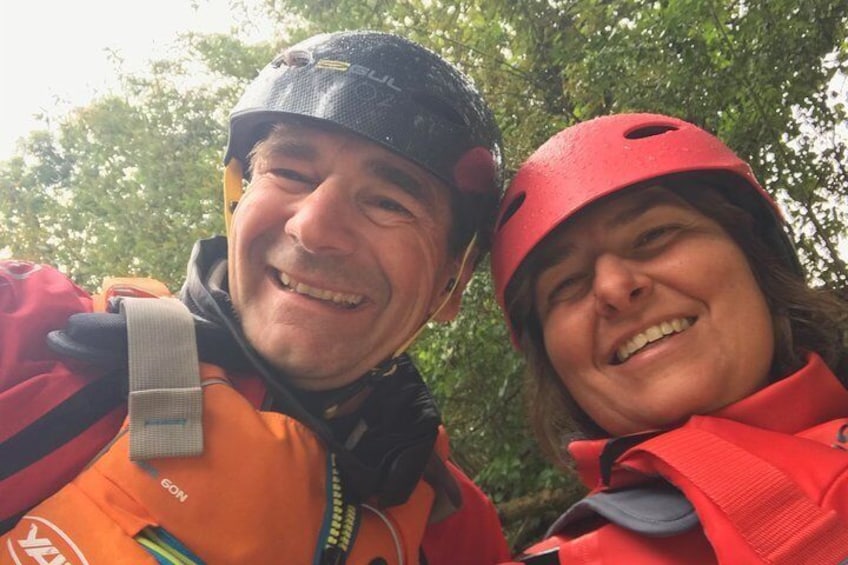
[0,35,276,288]
[1,0,846,550]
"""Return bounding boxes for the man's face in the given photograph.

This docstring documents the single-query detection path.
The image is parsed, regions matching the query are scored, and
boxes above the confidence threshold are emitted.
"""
[228,124,460,390]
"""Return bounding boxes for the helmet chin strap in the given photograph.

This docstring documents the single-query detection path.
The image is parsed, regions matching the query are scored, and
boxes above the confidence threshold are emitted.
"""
[391,233,478,358]
[223,159,245,232]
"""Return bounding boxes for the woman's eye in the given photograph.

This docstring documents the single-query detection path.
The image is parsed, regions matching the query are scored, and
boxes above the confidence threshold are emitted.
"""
[548,273,587,303]
[635,224,680,247]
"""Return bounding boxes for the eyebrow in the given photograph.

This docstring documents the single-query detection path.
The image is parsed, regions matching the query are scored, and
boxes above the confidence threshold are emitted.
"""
[535,190,681,273]
[257,133,439,209]
[366,159,435,209]
[604,190,682,229]
[263,138,319,161]
[535,240,576,274]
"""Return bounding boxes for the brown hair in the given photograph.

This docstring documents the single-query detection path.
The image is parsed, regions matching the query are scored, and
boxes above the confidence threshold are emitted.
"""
[505,176,848,464]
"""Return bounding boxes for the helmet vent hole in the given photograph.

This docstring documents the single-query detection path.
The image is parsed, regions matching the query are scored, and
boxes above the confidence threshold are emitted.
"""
[411,93,468,127]
[625,124,678,139]
[272,48,313,68]
[496,192,526,231]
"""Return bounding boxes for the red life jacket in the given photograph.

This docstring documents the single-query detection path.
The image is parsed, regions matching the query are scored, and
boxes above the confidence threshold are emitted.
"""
[515,353,848,564]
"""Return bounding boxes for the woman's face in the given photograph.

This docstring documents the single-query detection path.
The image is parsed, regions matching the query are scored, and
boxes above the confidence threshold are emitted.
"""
[534,186,774,436]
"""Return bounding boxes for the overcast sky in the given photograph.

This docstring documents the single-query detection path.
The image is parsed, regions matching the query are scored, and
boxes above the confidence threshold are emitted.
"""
[0,0,264,160]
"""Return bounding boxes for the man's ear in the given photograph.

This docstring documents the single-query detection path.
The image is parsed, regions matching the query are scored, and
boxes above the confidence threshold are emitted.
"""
[431,251,478,323]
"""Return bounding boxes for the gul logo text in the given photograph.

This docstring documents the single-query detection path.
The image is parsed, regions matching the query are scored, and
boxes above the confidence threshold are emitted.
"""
[316,59,402,92]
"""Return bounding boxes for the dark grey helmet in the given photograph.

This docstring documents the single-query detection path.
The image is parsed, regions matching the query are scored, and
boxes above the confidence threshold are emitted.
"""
[224,31,503,247]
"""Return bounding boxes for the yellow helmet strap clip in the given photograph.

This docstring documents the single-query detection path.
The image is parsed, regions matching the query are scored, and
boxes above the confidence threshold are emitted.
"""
[223,159,245,233]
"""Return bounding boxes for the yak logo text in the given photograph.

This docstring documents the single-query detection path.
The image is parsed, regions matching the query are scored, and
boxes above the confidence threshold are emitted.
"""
[6,517,89,565]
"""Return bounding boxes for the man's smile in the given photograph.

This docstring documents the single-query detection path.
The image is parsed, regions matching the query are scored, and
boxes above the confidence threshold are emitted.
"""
[273,269,364,309]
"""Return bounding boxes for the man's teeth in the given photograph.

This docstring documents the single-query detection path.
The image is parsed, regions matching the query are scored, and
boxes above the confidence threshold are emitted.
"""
[278,272,363,307]
[616,318,692,363]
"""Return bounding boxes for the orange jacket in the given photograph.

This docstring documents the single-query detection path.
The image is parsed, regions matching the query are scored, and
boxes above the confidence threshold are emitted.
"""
[1,262,510,564]
[2,363,447,564]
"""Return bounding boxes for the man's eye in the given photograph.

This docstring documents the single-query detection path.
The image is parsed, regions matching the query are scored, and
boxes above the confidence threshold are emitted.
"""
[360,194,417,226]
[267,168,314,185]
[374,197,413,217]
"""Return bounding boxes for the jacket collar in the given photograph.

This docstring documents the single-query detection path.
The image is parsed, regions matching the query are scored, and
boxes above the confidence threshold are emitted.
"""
[568,353,846,489]
[711,352,848,432]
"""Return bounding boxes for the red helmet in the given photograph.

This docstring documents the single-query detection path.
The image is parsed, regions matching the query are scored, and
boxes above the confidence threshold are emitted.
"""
[491,113,798,340]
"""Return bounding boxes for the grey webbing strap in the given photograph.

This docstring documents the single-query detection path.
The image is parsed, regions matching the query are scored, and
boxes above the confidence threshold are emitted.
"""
[546,481,699,538]
[122,297,203,460]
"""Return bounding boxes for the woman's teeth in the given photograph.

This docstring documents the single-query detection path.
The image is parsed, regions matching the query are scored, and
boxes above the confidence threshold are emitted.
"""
[615,317,693,363]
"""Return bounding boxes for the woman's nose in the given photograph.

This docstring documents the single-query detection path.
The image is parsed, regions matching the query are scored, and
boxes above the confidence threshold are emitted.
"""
[592,253,652,317]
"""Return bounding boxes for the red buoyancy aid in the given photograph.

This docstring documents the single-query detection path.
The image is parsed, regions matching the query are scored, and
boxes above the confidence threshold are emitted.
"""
[514,353,848,564]
[2,362,445,564]
[0,263,127,531]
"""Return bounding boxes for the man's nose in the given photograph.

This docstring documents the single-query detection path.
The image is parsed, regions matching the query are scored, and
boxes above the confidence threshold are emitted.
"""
[592,253,652,317]
[284,179,356,255]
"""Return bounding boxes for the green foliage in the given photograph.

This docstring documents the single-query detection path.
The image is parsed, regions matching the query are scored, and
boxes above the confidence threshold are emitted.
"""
[0,36,276,290]
[412,263,578,548]
[1,0,846,551]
